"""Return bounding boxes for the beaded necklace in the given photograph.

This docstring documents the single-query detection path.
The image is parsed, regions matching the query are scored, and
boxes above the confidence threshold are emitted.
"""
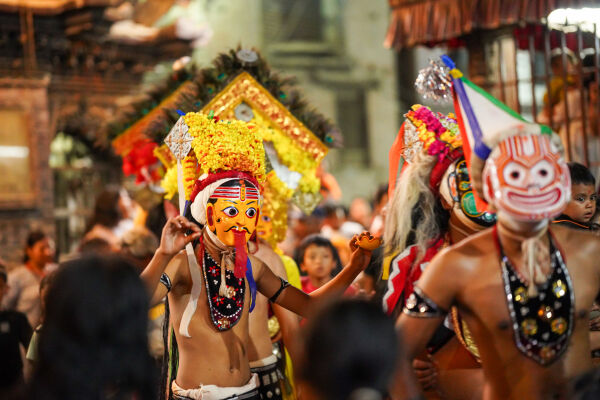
[202,250,246,331]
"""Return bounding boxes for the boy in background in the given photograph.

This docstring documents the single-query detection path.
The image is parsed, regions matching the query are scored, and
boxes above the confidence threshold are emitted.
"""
[295,235,356,296]
[553,162,598,231]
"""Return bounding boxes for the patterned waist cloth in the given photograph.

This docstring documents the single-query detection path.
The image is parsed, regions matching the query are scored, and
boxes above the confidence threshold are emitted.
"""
[250,354,284,400]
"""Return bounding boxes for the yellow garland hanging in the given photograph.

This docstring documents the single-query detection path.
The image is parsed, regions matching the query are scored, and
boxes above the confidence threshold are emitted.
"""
[261,172,294,248]
[160,165,178,200]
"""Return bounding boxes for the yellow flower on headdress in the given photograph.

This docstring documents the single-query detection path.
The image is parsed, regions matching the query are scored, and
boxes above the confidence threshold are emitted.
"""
[405,104,462,157]
[183,112,266,184]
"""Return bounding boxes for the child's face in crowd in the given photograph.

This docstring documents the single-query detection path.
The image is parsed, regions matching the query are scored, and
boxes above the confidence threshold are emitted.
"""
[27,238,55,267]
[302,244,336,280]
[563,183,597,223]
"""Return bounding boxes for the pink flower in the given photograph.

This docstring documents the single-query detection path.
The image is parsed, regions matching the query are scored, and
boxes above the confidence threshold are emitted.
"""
[427,140,451,161]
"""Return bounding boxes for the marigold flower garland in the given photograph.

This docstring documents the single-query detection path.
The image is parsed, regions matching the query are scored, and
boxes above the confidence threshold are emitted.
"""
[405,104,462,161]
[160,113,266,199]
[261,172,294,249]
[184,113,266,183]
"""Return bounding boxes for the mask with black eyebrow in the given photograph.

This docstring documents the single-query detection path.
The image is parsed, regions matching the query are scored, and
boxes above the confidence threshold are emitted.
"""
[205,179,261,247]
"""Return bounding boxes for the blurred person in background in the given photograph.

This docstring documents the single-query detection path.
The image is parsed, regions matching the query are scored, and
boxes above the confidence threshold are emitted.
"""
[320,203,362,265]
[0,263,32,400]
[295,298,399,400]
[348,198,372,230]
[369,183,389,236]
[83,187,137,250]
[319,203,345,240]
[120,226,160,272]
[354,183,390,298]
[1,230,56,327]
[538,54,599,175]
[294,235,351,295]
[119,227,165,365]
[77,238,115,256]
[29,255,156,400]
[540,49,577,114]
[25,271,57,371]
[279,209,323,258]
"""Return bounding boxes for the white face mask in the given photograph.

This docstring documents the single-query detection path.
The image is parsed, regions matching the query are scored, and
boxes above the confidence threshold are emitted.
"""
[483,134,571,221]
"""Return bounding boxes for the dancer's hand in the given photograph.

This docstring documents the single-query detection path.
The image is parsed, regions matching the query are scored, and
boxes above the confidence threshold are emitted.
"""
[348,232,374,271]
[413,358,439,392]
[158,216,201,257]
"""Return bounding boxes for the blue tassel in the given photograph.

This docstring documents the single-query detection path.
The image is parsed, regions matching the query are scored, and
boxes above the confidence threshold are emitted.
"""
[245,258,257,312]
[441,55,456,69]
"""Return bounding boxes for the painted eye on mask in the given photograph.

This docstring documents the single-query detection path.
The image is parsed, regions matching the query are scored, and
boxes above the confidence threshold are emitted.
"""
[261,215,271,222]
[503,162,527,187]
[222,206,239,217]
[530,160,555,187]
[246,208,257,218]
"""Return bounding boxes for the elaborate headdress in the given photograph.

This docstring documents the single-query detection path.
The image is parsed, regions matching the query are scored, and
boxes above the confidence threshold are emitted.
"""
[382,105,462,316]
[164,112,265,337]
[382,103,494,315]
[388,104,463,196]
[384,105,462,263]
[425,56,570,293]
[110,47,339,209]
[420,57,558,201]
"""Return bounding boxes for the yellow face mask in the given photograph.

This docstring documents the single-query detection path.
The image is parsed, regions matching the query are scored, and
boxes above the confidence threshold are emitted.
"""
[256,213,273,242]
[205,180,260,247]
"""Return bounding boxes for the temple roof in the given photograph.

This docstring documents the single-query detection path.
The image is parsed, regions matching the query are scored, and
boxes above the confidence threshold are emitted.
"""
[385,0,595,49]
[0,0,120,14]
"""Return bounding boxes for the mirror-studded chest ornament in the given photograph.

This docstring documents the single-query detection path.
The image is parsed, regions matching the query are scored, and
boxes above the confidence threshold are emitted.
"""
[202,250,246,331]
[494,227,574,365]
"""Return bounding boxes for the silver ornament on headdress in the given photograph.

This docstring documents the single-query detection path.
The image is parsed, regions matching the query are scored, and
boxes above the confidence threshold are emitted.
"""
[165,117,192,161]
[236,49,259,64]
[415,59,453,103]
[401,121,423,163]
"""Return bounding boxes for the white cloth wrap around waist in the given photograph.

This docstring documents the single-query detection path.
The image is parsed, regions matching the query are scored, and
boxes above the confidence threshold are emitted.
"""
[249,354,278,369]
[172,373,259,400]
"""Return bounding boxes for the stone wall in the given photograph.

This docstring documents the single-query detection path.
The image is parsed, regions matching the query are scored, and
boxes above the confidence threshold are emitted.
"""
[0,77,54,266]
